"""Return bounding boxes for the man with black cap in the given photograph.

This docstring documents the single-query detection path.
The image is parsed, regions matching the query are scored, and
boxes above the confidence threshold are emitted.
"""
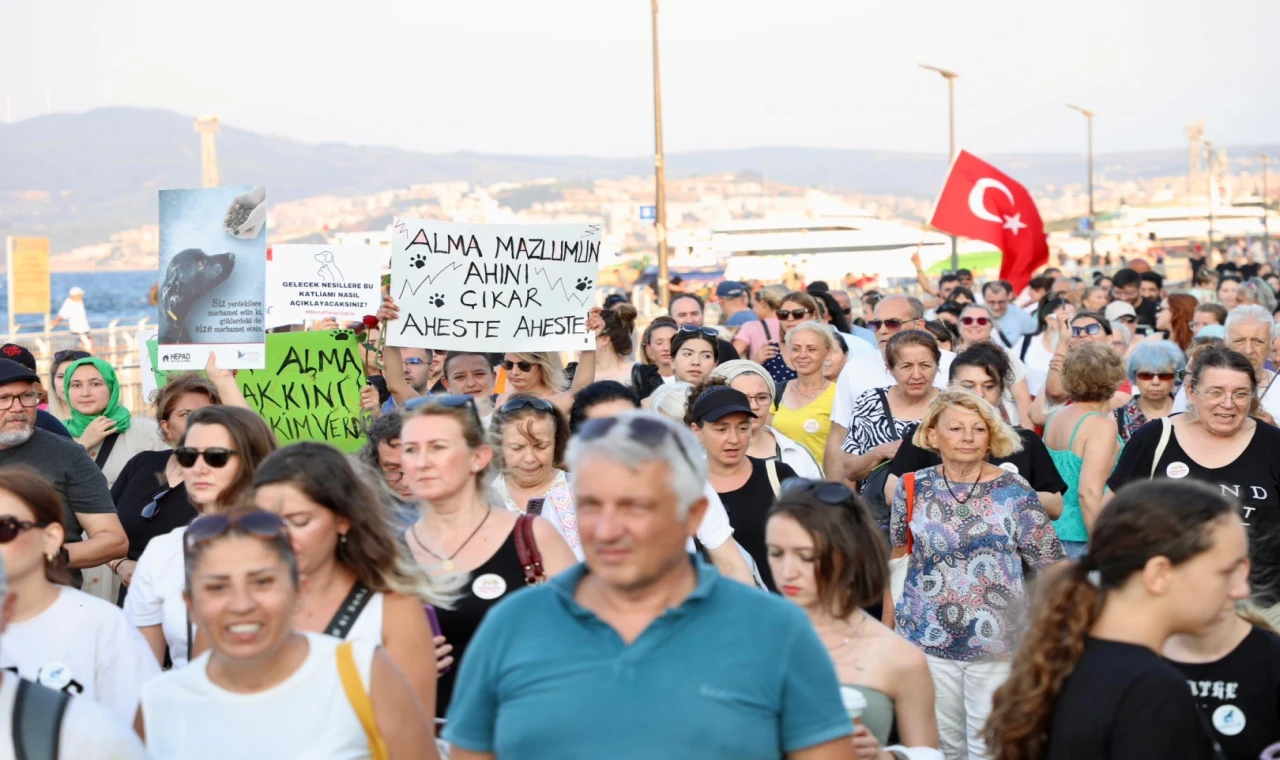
[714,281,756,328]
[0,359,126,576]
[0,344,71,439]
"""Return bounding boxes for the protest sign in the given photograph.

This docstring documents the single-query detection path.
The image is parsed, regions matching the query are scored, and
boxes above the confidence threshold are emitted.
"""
[266,245,382,329]
[147,330,368,453]
[388,218,601,352]
[157,186,267,371]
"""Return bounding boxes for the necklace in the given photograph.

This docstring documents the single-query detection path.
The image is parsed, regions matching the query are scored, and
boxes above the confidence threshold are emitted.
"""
[794,378,829,400]
[411,507,491,572]
[941,465,982,504]
[823,610,868,652]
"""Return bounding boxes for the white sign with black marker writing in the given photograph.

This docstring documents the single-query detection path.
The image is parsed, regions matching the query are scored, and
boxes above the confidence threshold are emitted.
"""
[387,218,601,352]
[266,245,382,328]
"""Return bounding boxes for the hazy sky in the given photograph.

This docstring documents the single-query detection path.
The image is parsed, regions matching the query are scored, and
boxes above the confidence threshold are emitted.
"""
[3,0,1275,157]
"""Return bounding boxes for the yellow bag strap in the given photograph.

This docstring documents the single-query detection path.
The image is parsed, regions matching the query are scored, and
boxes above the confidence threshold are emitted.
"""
[337,640,390,760]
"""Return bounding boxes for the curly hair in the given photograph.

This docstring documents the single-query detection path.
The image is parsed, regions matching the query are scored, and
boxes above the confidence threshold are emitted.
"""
[1062,342,1126,402]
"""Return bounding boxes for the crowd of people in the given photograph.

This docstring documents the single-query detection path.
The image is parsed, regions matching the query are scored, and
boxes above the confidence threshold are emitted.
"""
[0,253,1278,759]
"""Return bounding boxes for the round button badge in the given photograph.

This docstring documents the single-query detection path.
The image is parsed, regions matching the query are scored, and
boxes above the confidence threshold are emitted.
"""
[803,419,820,434]
[1212,704,1246,736]
[471,573,508,601]
[37,664,72,691]
[999,462,1020,474]
[1166,462,1190,479]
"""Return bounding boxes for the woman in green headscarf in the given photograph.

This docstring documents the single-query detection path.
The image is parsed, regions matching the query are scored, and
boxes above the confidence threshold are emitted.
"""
[63,357,167,489]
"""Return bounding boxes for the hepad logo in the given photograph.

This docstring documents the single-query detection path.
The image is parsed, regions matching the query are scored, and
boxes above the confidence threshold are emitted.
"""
[162,353,192,362]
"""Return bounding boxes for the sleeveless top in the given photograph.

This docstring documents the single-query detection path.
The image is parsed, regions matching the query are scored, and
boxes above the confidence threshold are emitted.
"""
[1045,411,1120,542]
[141,632,377,760]
[343,589,384,644]
[771,383,836,462]
[842,683,894,745]
[433,525,528,718]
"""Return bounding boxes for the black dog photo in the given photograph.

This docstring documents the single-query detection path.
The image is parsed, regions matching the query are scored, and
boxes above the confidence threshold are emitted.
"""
[158,249,235,343]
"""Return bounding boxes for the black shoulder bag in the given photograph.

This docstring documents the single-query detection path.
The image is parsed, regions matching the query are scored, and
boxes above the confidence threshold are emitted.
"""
[858,388,898,539]
[92,433,119,470]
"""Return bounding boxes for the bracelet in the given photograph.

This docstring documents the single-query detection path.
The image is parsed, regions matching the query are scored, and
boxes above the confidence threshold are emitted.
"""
[108,559,124,574]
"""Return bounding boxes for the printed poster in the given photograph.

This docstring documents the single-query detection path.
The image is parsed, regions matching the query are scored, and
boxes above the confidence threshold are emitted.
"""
[387,218,601,352]
[147,329,368,453]
[157,186,267,370]
[5,237,51,316]
[266,245,382,329]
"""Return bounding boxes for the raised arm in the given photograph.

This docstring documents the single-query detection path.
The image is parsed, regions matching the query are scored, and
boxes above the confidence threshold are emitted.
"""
[205,353,249,409]
[376,296,419,406]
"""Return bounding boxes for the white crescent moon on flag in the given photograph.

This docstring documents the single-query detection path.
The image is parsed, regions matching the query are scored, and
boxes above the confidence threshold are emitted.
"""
[968,178,1016,223]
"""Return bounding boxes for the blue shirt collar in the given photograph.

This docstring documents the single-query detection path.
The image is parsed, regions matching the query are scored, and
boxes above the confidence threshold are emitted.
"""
[551,554,720,620]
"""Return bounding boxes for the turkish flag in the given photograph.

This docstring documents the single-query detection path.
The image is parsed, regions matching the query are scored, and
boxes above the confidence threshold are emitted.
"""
[928,150,1048,292]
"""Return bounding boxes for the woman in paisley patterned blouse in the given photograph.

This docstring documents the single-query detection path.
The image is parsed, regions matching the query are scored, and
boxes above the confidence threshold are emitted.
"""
[888,390,1065,760]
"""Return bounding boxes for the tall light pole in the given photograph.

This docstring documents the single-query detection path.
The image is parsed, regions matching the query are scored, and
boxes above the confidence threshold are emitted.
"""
[1205,140,1216,255]
[1261,154,1271,259]
[650,0,671,310]
[920,64,959,272]
[1067,105,1097,268]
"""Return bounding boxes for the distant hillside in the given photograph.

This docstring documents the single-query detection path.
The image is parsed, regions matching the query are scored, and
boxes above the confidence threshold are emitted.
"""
[2,107,1275,252]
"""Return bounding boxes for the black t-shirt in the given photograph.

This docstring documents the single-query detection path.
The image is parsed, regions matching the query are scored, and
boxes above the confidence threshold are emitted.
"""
[110,450,197,561]
[889,426,1067,495]
[716,337,741,363]
[1109,419,1280,604]
[1168,626,1280,760]
[1136,297,1159,329]
[716,457,795,591]
[1048,638,1220,759]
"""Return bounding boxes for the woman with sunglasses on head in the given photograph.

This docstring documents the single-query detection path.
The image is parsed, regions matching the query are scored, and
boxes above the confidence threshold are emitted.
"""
[985,480,1248,760]
[670,325,721,385]
[47,349,89,421]
[753,291,822,386]
[139,508,438,759]
[400,397,575,718]
[489,394,582,559]
[1113,341,1186,442]
[767,480,940,759]
[0,466,159,722]
[60,356,167,488]
[252,443,459,722]
[124,406,277,666]
[771,321,838,462]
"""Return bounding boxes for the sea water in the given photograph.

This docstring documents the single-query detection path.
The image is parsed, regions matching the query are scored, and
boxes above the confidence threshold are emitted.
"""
[0,271,159,335]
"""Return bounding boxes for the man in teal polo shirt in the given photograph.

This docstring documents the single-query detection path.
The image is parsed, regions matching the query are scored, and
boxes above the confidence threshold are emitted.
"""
[444,411,855,760]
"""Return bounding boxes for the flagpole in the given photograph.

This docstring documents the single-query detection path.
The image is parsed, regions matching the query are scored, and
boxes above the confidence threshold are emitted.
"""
[921,64,960,272]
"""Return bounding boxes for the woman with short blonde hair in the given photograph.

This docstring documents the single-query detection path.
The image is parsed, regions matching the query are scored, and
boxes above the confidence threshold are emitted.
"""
[910,391,1023,458]
[773,321,838,461]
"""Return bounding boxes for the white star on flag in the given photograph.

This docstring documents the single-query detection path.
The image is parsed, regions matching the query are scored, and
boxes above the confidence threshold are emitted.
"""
[1002,214,1027,235]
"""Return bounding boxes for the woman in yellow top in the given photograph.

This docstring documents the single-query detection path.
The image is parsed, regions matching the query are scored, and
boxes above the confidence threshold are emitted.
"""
[770,320,837,461]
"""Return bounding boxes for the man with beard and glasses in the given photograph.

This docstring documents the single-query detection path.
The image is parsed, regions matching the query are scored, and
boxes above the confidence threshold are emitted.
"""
[0,360,126,579]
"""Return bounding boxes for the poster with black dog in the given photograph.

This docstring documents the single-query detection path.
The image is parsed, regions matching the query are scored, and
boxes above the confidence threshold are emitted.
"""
[157,186,268,370]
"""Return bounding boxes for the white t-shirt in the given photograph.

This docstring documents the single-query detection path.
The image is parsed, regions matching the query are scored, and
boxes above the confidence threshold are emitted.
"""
[1019,333,1057,396]
[142,632,377,760]
[831,349,955,431]
[344,592,384,645]
[122,527,189,665]
[56,298,90,334]
[0,588,159,722]
[0,672,146,760]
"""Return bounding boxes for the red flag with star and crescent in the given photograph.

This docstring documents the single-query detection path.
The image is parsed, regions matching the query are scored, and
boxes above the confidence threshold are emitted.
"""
[928,150,1048,292]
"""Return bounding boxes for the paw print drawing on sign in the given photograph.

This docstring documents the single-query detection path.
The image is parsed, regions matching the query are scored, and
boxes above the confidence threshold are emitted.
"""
[411,254,429,269]
[575,277,594,292]
[428,294,446,308]
[331,329,354,342]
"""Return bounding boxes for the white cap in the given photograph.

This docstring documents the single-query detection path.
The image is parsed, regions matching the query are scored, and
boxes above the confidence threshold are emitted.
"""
[68,287,84,296]
[1104,301,1136,322]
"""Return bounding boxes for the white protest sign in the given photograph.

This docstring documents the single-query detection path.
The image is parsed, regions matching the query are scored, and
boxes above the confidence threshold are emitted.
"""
[266,245,382,328]
[388,219,601,352]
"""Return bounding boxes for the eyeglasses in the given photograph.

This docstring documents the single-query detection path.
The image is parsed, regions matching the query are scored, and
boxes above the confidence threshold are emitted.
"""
[499,396,555,414]
[1135,372,1176,383]
[0,516,50,544]
[404,393,483,427]
[960,316,990,326]
[404,357,426,366]
[779,477,858,509]
[174,447,237,468]
[776,310,812,321]
[868,318,908,332]
[502,359,534,372]
[141,487,172,520]
[184,510,288,551]
[1194,387,1254,405]
[380,464,404,483]
[1071,323,1103,337]
[678,325,720,338]
[839,307,852,317]
[0,391,40,410]
[578,415,696,472]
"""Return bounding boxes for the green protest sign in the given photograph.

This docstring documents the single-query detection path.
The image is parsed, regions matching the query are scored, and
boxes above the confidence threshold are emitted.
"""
[148,330,369,453]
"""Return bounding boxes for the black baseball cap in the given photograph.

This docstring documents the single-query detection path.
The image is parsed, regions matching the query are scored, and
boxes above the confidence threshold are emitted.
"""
[715,281,748,298]
[690,386,756,423]
[0,358,39,386]
[0,344,36,373]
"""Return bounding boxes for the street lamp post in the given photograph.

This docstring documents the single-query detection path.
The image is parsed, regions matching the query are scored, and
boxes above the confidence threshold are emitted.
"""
[1261,154,1272,260]
[920,64,959,272]
[1205,140,1216,255]
[1067,105,1096,268]
[650,0,671,310]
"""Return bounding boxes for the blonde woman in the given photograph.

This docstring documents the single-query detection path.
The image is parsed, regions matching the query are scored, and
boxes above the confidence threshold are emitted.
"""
[496,344,599,415]
[771,321,836,462]
[712,360,822,478]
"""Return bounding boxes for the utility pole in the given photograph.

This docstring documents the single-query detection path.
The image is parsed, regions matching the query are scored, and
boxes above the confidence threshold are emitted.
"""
[920,65,959,272]
[1205,140,1215,256]
[650,0,671,310]
[1261,154,1272,260]
[194,116,221,189]
[1067,105,1097,268]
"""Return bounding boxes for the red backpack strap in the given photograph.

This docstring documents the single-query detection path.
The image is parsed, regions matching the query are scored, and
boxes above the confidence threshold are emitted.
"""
[903,472,916,555]
[514,514,546,585]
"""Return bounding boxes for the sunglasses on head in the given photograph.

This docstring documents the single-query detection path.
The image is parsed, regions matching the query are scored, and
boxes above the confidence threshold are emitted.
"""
[779,477,859,509]
[678,325,720,338]
[0,515,50,544]
[174,447,237,468]
[578,415,696,471]
[184,510,288,552]
[1136,372,1176,382]
[502,359,534,372]
[500,396,555,414]
[776,309,812,321]
[868,318,908,331]
[1071,323,1103,337]
[404,393,483,426]
[53,350,89,364]
[960,316,990,326]
[403,357,426,366]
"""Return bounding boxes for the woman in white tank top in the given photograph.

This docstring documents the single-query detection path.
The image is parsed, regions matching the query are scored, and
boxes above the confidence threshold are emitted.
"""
[249,443,461,718]
[140,509,437,760]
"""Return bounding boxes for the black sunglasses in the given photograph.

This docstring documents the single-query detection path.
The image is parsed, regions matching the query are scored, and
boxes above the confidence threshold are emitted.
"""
[0,515,50,544]
[678,325,720,338]
[578,416,696,472]
[52,350,90,364]
[779,477,860,508]
[1071,323,1103,337]
[184,510,288,551]
[776,309,812,321]
[502,359,534,372]
[868,318,909,331]
[839,307,853,317]
[500,396,555,414]
[405,393,483,427]
[141,487,172,520]
[174,447,237,468]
